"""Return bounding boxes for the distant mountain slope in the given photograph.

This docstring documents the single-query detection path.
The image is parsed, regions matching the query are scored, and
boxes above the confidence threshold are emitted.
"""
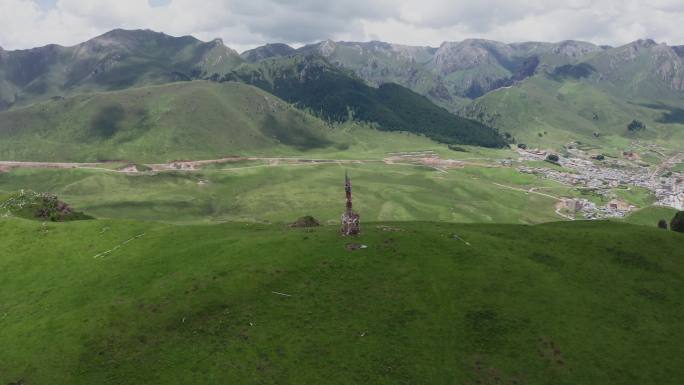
[0,81,350,162]
[288,39,607,110]
[462,73,684,151]
[462,39,684,150]
[220,54,507,148]
[0,29,243,110]
[580,39,684,98]
[241,43,296,62]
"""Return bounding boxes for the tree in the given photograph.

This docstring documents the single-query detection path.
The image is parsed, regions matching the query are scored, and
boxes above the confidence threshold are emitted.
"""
[657,219,668,230]
[671,211,684,233]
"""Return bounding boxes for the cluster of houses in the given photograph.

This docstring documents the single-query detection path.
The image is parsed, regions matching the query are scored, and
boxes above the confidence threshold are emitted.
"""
[516,145,684,217]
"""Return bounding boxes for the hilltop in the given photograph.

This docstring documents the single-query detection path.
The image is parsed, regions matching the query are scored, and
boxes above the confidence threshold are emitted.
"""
[0,218,682,384]
[0,81,355,162]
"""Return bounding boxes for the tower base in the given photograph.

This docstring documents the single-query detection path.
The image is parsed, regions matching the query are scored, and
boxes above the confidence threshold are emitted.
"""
[341,211,360,236]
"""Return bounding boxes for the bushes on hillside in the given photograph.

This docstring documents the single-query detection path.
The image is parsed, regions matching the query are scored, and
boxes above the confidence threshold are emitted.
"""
[448,145,468,152]
[658,219,669,230]
[627,120,646,132]
[0,190,92,222]
[546,154,560,163]
[290,215,321,228]
[671,211,684,233]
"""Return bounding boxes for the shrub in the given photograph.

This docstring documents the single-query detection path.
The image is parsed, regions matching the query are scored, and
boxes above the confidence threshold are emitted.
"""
[657,219,668,230]
[448,144,468,152]
[671,211,684,233]
[627,120,646,132]
[290,215,321,228]
[517,143,527,149]
[546,154,560,163]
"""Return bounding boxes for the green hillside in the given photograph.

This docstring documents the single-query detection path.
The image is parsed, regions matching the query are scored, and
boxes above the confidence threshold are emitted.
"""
[0,80,372,162]
[221,54,507,148]
[0,161,566,224]
[580,39,684,100]
[0,218,682,384]
[462,74,684,151]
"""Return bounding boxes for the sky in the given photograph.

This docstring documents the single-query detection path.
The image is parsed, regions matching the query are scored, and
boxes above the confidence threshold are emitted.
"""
[0,0,683,52]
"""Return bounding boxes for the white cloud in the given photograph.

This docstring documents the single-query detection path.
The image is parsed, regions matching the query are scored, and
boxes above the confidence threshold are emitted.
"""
[0,0,682,51]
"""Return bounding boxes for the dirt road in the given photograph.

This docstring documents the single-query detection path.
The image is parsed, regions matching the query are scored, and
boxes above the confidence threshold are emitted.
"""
[0,152,504,173]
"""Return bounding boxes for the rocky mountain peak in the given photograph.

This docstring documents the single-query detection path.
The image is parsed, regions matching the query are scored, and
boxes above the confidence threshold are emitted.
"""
[433,39,511,73]
[673,46,684,58]
[318,39,337,57]
[551,40,604,58]
[634,38,657,47]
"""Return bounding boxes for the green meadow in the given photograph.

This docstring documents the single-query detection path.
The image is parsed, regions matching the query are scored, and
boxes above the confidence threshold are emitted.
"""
[1,218,682,385]
[0,163,565,224]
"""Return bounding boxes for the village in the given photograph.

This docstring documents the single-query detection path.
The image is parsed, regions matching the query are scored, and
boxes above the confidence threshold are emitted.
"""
[516,142,684,219]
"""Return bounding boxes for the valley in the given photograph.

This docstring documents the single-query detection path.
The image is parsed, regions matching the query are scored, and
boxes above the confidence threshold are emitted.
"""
[1,26,684,385]
[1,142,681,224]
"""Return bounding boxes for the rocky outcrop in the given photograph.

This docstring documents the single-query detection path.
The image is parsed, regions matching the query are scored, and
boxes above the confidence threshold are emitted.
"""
[652,45,684,91]
[432,39,514,74]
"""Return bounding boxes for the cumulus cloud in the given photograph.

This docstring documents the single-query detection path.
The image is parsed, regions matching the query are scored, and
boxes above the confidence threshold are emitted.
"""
[0,0,682,51]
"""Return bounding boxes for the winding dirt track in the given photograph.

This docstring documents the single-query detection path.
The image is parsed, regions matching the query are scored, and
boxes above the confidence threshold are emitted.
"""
[0,157,376,173]
[0,153,503,173]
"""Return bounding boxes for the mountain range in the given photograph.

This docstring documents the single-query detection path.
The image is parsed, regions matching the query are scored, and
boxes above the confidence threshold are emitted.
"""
[1,29,683,160]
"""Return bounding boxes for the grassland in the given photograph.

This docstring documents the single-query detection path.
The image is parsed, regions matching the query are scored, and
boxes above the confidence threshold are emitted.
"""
[673,163,684,173]
[0,217,682,385]
[0,162,565,224]
[622,206,680,227]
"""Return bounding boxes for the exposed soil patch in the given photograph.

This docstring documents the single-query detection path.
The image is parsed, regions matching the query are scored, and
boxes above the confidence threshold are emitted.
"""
[377,225,403,232]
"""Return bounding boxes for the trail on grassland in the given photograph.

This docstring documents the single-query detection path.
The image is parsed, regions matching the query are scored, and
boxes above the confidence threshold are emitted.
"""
[0,152,505,174]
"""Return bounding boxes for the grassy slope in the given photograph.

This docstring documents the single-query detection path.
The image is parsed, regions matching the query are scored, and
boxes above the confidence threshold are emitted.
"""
[0,80,470,163]
[222,55,507,148]
[0,163,564,224]
[623,206,680,227]
[463,75,684,152]
[0,81,332,162]
[0,218,682,384]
